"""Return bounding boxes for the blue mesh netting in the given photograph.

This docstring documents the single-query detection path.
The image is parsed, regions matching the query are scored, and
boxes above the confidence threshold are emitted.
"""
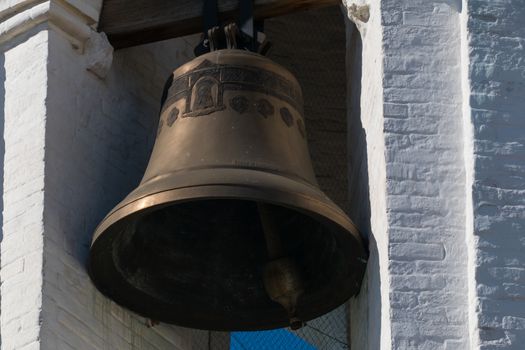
[231,329,316,350]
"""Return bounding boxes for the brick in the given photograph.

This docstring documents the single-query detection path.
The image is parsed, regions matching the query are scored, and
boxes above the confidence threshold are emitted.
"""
[445,339,469,350]
[390,243,445,261]
[384,103,409,118]
[390,275,446,292]
[503,316,525,330]
[402,11,452,27]
[380,0,472,348]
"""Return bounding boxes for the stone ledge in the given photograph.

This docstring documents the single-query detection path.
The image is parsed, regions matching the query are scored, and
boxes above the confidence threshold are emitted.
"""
[0,0,103,50]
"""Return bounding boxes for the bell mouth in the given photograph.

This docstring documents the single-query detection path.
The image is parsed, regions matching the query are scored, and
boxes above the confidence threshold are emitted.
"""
[89,182,367,331]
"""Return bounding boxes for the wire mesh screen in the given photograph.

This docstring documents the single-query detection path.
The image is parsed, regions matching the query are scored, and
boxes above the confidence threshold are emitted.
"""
[232,329,316,350]
[229,305,349,350]
[224,5,353,350]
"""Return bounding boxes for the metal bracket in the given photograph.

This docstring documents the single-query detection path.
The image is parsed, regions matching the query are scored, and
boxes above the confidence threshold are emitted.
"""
[194,0,271,56]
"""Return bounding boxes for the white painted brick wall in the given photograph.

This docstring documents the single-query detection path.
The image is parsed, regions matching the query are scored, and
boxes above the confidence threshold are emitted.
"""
[345,0,475,348]
[1,26,49,350]
[466,1,525,349]
[40,29,221,349]
[381,1,471,349]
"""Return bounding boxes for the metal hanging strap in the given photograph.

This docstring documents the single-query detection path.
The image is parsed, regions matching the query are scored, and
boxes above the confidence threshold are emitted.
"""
[239,0,255,51]
[194,0,221,56]
[195,0,269,55]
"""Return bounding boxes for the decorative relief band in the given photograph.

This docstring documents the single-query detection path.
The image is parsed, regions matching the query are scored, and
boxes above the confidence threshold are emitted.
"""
[162,59,303,117]
[158,58,306,140]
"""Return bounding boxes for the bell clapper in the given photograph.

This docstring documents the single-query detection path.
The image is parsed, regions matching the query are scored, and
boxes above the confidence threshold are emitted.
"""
[257,203,305,330]
[258,203,284,261]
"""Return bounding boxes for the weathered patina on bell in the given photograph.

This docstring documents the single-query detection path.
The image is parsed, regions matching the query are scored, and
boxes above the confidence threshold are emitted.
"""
[89,49,367,331]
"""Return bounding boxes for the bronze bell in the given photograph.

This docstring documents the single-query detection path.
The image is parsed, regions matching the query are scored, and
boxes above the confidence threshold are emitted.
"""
[89,49,367,331]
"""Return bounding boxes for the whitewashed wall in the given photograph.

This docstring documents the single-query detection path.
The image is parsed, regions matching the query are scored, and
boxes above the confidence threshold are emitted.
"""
[1,27,49,350]
[380,1,471,349]
[466,1,525,349]
[345,0,475,349]
[0,1,226,349]
[346,0,525,349]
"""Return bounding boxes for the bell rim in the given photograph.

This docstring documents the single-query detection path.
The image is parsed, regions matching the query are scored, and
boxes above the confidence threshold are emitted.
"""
[89,47,368,330]
[89,184,367,330]
[92,183,364,248]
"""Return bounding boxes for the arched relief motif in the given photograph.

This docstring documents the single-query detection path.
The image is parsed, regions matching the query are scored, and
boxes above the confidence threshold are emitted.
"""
[165,60,302,117]
[184,76,225,118]
[160,59,307,141]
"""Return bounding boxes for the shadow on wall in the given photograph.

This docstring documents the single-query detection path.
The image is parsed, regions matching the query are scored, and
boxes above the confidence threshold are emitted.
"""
[45,49,156,265]
[45,34,198,266]
[346,22,371,245]
[345,17,379,350]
